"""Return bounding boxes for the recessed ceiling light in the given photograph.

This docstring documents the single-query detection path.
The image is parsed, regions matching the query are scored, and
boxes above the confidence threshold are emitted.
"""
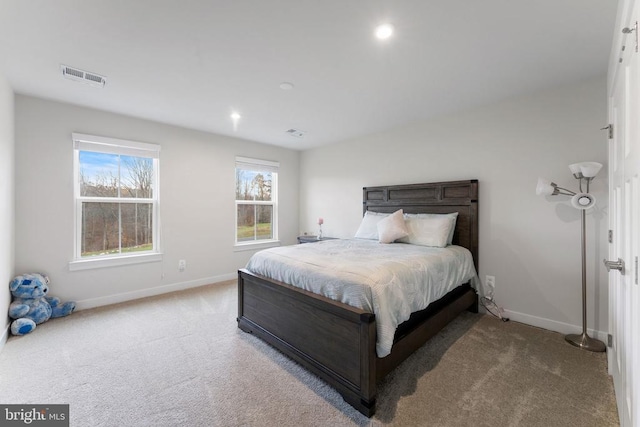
[375,24,394,40]
[279,82,294,90]
[230,111,241,131]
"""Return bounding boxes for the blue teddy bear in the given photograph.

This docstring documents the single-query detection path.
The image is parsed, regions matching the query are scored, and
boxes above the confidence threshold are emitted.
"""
[9,273,76,335]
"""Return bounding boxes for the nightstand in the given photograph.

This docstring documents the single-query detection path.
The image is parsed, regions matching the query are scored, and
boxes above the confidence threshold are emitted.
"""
[297,235,338,244]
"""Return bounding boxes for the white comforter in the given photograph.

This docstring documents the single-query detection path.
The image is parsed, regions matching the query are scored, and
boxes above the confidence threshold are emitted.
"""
[245,239,479,357]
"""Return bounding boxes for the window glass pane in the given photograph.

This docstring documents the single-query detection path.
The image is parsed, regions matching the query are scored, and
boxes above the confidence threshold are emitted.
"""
[75,134,160,262]
[256,205,273,240]
[236,204,273,242]
[79,151,119,197]
[235,169,272,201]
[81,202,153,257]
[121,156,154,198]
[237,204,256,242]
[81,202,120,257]
[121,203,153,251]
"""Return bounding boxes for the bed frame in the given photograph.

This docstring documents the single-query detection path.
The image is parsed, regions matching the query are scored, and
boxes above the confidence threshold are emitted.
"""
[237,180,478,416]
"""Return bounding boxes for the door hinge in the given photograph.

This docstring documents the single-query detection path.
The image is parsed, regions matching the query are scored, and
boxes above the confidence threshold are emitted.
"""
[635,256,638,285]
[608,230,613,244]
[623,21,639,53]
[601,124,613,139]
[608,334,613,347]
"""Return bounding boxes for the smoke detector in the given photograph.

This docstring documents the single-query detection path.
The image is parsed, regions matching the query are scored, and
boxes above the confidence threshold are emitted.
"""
[61,65,106,88]
[286,128,305,138]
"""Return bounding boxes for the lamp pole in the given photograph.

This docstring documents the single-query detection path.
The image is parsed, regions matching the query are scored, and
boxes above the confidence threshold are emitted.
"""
[563,189,605,352]
[537,162,606,352]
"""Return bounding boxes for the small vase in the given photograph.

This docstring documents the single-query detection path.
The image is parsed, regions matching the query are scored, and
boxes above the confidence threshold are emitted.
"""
[318,225,323,240]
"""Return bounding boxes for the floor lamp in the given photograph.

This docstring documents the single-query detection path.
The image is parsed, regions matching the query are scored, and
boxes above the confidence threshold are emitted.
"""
[536,162,606,352]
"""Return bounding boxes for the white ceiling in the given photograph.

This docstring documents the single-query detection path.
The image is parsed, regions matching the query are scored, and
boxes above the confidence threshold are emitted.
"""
[0,1,618,150]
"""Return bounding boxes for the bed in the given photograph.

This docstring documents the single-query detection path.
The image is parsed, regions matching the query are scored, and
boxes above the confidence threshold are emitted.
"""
[237,180,479,416]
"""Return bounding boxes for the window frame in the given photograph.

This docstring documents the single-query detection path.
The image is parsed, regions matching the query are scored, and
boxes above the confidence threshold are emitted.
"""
[69,133,162,271]
[234,156,279,249]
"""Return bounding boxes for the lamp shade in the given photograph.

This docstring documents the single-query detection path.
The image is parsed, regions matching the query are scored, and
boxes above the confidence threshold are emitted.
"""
[579,162,603,178]
[536,178,556,196]
[569,163,583,176]
[569,162,603,178]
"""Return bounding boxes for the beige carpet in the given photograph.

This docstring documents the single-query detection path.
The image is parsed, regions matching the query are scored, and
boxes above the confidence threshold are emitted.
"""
[0,280,618,426]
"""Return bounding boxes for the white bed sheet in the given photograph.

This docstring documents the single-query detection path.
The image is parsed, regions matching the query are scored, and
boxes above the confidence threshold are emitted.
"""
[245,238,479,357]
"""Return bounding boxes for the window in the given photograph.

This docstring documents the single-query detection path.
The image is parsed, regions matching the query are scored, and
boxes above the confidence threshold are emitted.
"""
[71,133,161,269]
[235,156,279,245]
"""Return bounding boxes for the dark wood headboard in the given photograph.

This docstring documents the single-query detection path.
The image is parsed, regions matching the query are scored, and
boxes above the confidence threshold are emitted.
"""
[362,180,479,269]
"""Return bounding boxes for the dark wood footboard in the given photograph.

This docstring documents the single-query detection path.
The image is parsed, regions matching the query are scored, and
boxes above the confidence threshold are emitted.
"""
[238,268,477,416]
[238,268,378,415]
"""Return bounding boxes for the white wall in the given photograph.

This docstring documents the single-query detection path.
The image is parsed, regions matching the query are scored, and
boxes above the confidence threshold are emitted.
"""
[14,96,299,308]
[0,73,14,345]
[299,77,609,338]
[12,77,609,339]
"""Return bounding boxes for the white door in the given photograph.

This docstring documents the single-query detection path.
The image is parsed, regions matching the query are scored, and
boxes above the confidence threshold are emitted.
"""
[608,2,639,425]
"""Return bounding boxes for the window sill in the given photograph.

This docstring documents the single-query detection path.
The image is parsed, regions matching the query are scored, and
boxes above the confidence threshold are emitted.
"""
[68,252,163,271]
[234,240,281,252]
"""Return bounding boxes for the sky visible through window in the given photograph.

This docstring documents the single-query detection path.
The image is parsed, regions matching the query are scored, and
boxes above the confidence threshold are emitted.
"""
[239,171,267,183]
[79,151,118,182]
[80,151,146,183]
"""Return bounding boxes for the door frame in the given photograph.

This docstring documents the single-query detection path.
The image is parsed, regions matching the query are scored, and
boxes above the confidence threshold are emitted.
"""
[607,1,639,426]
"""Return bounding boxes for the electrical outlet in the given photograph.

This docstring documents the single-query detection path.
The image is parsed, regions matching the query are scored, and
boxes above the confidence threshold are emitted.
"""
[178,259,186,272]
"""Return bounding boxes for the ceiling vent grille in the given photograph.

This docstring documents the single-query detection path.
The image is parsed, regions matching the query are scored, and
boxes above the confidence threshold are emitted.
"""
[286,128,305,138]
[61,65,106,88]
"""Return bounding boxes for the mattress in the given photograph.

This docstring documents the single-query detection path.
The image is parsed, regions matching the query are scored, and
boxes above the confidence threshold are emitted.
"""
[245,238,479,357]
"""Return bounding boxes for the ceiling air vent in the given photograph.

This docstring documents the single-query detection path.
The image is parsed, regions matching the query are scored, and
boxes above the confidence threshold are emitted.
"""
[61,65,106,88]
[286,128,305,138]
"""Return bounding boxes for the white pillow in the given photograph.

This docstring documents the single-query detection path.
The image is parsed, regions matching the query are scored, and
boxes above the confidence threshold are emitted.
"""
[402,212,458,245]
[354,211,390,240]
[397,213,457,247]
[377,209,409,244]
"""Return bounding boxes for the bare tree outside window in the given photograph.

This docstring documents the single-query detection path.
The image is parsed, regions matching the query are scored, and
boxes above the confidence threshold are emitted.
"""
[79,152,155,257]
[235,167,275,242]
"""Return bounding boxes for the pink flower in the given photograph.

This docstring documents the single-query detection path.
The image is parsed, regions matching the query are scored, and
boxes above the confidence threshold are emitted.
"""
[318,217,324,225]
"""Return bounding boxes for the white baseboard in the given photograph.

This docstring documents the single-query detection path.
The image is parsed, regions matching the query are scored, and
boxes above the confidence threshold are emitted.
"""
[75,273,237,311]
[0,323,9,354]
[503,309,608,344]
